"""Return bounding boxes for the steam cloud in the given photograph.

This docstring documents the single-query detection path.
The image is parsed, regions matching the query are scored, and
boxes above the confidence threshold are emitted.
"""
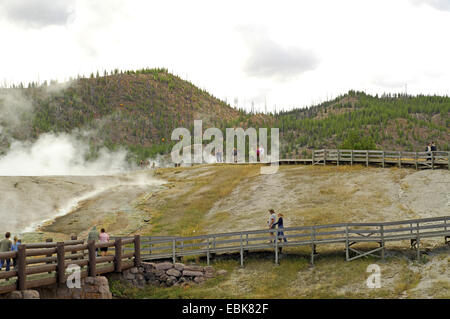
[0,88,135,176]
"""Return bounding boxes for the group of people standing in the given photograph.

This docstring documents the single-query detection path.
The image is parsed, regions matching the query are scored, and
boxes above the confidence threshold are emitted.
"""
[268,209,287,244]
[0,232,21,273]
[87,226,110,256]
[215,145,266,163]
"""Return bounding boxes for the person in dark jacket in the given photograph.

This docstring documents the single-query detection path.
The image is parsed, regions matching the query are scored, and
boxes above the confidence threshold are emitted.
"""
[273,213,287,243]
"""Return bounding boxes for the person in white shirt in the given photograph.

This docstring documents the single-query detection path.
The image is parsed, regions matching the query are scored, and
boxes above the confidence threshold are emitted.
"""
[268,209,277,243]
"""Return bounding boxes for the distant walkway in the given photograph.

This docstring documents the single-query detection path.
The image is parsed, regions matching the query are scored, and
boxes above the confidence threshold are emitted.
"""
[270,149,449,170]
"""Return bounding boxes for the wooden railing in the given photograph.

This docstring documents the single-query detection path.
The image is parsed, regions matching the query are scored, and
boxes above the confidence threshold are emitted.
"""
[311,149,450,169]
[136,216,450,266]
[0,236,141,295]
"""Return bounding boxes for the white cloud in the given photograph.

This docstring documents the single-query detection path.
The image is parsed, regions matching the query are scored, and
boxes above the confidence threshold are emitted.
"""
[0,0,76,28]
[0,0,449,111]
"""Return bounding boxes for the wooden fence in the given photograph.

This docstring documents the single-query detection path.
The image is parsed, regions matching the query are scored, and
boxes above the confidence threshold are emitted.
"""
[310,149,449,169]
[0,236,140,295]
[135,216,450,267]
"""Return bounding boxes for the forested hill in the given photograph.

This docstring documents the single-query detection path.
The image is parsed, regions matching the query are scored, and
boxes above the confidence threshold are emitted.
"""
[0,69,448,161]
[275,91,449,157]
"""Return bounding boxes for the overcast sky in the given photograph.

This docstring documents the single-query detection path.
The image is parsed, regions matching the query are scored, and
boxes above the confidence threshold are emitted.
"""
[0,0,449,112]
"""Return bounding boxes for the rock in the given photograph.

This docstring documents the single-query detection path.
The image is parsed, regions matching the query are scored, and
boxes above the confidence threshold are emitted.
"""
[138,267,144,273]
[217,270,228,276]
[155,262,173,271]
[142,262,156,270]
[184,265,203,272]
[166,268,181,277]
[166,276,177,285]
[183,270,204,277]
[7,291,23,299]
[125,273,135,280]
[84,277,95,285]
[130,267,140,274]
[174,262,185,271]
[203,266,215,273]
[159,273,169,282]
[136,274,145,281]
[93,276,109,286]
[194,276,205,284]
[204,272,215,278]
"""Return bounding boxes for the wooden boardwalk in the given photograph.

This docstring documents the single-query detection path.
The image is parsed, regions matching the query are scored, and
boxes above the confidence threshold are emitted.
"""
[274,149,450,169]
[137,216,450,266]
[1,216,449,295]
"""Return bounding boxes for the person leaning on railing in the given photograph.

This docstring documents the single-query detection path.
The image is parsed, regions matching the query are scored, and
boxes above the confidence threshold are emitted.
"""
[0,232,12,272]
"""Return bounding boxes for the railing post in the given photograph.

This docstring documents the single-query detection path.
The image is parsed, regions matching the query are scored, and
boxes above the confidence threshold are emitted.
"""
[337,149,340,166]
[345,225,350,261]
[312,150,315,165]
[415,152,418,170]
[350,150,354,166]
[416,223,421,261]
[88,240,97,277]
[70,235,78,260]
[134,235,141,267]
[310,227,316,266]
[398,151,401,168]
[206,238,210,266]
[382,151,385,168]
[240,233,244,268]
[275,230,279,265]
[366,150,369,167]
[17,244,26,291]
[56,242,66,284]
[172,238,176,264]
[114,238,122,273]
[380,225,385,260]
[431,152,434,170]
[323,149,327,166]
[46,238,53,274]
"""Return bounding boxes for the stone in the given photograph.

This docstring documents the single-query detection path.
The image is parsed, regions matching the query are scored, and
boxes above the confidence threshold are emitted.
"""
[174,262,185,271]
[159,273,169,282]
[183,270,203,277]
[166,268,181,277]
[203,266,215,273]
[7,291,23,299]
[184,265,203,272]
[84,277,95,285]
[217,269,228,276]
[93,276,109,286]
[142,262,156,270]
[138,267,144,273]
[130,267,140,274]
[204,272,215,278]
[155,262,173,271]
[136,274,145,281]
[166,276,177,285]
[125,273,135,280]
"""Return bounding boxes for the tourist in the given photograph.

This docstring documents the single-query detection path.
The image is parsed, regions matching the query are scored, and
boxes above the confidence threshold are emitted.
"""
[0,232,12,272]
[259,145,265,162]
[233,147,238,163]
[426,143,432,162]
[11,237,21,269]
[88,226,100,256]
[431,141,437,152]
[267,209,277,243]
[99,228,110,257]
[216,149,223,163]
[257,146,260,162]
[273,213,287,243]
